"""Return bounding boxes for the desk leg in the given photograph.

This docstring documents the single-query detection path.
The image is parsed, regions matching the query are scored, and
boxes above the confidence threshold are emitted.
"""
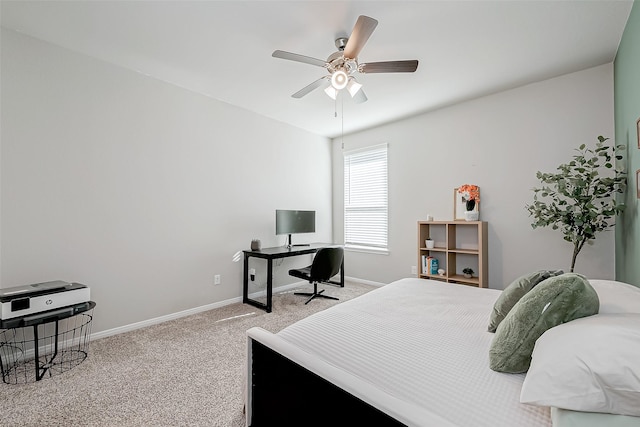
[243,252,250,304]
[340,258,345,287]
[266,259,273,313]
[242,253,272,313]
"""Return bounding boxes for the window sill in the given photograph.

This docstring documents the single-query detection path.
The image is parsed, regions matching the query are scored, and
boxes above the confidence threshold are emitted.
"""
[345,245,389,255]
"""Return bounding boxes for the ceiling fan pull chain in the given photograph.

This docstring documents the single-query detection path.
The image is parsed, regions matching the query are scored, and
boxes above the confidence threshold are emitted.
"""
[341,95,345,150]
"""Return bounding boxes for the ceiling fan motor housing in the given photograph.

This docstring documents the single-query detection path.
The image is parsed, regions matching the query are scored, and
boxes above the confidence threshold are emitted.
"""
[326,48,358,77]
[335,37,348,51]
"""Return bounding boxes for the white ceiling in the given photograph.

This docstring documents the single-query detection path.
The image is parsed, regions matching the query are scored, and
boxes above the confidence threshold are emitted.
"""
[1,1,633,138]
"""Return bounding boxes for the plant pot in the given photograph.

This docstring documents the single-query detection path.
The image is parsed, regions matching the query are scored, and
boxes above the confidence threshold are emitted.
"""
[425,239,435,249]
[463,273,472,279]
[464,211,479,221]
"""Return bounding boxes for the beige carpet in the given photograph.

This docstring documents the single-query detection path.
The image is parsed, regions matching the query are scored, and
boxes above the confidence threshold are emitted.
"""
[0,281,376,427]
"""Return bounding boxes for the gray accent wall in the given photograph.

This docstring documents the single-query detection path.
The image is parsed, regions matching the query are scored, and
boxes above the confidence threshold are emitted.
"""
[333,64,616,288]
[0,29,333,333]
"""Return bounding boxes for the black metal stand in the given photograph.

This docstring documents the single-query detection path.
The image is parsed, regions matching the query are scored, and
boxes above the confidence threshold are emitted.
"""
[0,301,96,384]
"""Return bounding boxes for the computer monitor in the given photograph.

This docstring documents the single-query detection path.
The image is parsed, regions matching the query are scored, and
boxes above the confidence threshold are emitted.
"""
[276,210,315,248]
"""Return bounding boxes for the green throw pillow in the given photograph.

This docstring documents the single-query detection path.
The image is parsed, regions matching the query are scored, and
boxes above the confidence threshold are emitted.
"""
[489,273,599,374]
[487,270,563,333]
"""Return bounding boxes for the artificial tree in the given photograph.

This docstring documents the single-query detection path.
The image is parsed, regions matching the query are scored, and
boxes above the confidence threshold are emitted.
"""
[526,136,626,272]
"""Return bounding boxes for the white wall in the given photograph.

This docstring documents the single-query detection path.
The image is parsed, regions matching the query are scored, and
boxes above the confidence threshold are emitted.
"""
[333,64,615,288]
[0,29,332,333]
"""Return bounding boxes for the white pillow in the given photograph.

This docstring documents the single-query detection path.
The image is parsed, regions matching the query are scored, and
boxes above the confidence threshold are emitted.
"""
[520,313,640,416]
[588,279,640,314]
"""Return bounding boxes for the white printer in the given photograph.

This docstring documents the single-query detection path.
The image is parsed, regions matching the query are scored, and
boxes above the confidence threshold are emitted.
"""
[0,281,91,322]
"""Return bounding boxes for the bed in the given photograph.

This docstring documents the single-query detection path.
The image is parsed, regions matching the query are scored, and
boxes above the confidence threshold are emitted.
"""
[245,277,640,427]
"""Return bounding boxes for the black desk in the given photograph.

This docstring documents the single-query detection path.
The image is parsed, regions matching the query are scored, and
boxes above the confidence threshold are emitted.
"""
[243,244,344,313]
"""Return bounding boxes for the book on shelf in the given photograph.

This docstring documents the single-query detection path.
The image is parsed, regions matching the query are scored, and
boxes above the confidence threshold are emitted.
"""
[422,255,439,275]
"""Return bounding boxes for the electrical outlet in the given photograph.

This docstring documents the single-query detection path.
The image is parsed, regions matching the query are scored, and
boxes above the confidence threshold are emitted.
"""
[411,266,417,275]
[214,274,221,285]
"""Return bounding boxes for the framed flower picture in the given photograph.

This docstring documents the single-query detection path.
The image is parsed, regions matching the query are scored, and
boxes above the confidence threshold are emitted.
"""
[454,185,480,220]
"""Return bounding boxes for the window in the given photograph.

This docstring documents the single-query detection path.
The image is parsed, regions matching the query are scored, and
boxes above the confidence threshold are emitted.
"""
[343,144,388,252]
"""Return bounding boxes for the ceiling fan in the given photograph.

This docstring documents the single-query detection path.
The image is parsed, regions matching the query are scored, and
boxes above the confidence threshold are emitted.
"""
[272,15,418,104]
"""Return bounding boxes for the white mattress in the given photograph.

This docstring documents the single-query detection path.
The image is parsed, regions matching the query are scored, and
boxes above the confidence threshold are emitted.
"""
[254,278,551,427]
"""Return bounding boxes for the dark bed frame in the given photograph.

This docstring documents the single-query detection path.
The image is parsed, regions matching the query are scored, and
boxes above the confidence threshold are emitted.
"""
[249,340,407,426]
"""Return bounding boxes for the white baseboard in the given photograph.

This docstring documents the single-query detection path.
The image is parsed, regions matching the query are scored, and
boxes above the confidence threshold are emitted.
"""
[91,296,241,340]
[91,280,310,341]
[345,276,386,287]
[90,278,383,341]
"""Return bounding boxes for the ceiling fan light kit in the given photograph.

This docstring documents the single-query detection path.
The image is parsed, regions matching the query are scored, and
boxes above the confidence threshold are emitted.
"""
[347,78,363,97]
[324,85,338,100]
[272,15,418,103]
[331,70,349,90]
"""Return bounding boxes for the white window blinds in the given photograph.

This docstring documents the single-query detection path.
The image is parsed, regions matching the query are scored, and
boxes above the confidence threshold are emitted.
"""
[344,144,388,250]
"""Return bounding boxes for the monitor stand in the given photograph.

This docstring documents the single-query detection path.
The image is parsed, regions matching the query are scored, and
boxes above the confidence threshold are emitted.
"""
[285,234,310,249]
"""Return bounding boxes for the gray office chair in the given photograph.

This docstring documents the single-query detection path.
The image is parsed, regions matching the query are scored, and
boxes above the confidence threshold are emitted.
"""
[289,247,344,305]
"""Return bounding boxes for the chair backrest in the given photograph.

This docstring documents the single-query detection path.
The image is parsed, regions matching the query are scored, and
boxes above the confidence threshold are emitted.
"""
[309,247,344,281]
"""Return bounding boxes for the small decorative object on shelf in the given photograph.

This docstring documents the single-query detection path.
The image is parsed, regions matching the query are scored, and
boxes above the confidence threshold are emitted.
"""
[464,211,479,221]
[425,238,435,249]
[463,268,474,279]
[438,269,445,276]
[454,184,480,221]
[251,239,261,251]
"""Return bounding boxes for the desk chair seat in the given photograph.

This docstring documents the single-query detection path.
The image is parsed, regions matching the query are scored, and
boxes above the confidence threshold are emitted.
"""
[289,247,344,305]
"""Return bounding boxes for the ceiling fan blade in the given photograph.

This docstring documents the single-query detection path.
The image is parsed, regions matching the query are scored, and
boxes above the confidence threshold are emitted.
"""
[352,88,368,104]
[343,15,378,60]
[272,50,328,68]
[291,77,329,98]
[360,60,419,74]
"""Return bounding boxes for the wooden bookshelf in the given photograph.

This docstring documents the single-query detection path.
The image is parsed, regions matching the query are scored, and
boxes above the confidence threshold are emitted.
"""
[417,221,488,288]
